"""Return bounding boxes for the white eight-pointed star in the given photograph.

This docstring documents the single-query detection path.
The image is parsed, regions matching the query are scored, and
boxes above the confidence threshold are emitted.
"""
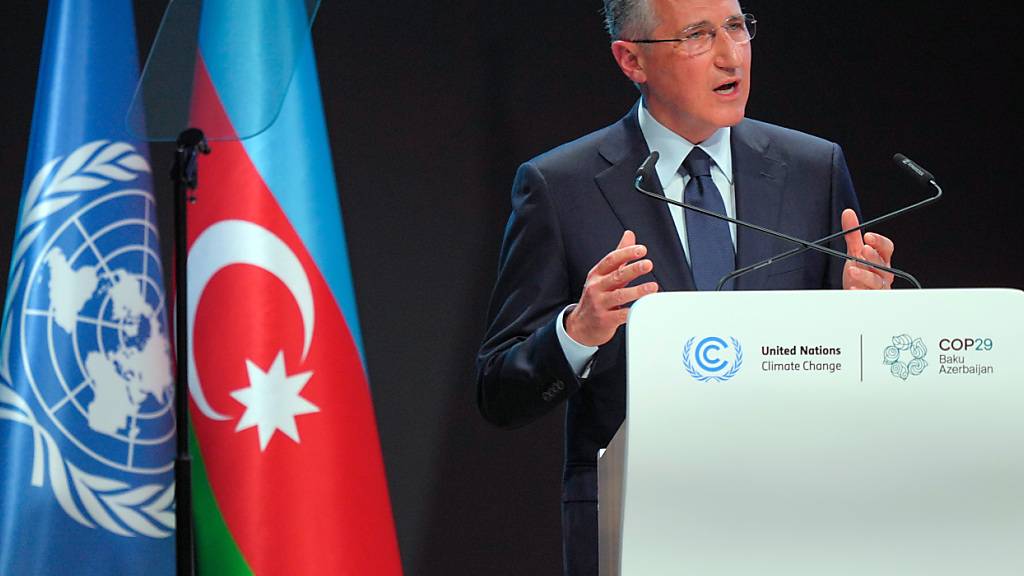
[231,351,319,451]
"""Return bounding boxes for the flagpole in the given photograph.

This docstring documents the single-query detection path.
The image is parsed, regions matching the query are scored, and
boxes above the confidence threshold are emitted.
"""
[170,128,209,576]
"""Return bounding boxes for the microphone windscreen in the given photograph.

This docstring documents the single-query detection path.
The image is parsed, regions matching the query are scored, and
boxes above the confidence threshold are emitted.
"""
[638,151,659,179]
[893,153,936,185]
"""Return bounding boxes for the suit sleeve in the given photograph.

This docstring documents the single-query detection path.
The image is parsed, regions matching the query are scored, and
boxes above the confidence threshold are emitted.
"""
[825,143,862,289]
[476,161,584,428]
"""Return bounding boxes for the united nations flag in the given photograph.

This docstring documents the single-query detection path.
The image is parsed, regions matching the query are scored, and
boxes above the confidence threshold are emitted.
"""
[0,1,175,573]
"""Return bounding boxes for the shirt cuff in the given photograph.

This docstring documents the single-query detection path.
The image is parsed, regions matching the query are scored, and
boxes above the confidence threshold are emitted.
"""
[556,305,598,378]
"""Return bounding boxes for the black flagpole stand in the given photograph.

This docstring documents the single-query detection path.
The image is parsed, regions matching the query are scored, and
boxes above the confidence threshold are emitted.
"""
[170,128,209,576]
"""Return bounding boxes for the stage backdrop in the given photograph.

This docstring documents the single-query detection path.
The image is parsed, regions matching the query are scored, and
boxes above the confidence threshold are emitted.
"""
[1,1,1018,575]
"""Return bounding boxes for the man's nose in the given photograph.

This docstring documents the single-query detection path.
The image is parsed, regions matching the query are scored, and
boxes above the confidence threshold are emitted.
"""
[712,30,743,68]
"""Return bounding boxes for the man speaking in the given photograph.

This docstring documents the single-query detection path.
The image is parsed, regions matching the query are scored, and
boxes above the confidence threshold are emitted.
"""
[477,1,895,574]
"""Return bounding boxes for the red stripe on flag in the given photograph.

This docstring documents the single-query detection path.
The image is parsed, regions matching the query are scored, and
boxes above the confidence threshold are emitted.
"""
[187,57,402,575]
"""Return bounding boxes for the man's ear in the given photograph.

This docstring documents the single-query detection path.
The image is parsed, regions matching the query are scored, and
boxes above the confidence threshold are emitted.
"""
[611,40,647,85]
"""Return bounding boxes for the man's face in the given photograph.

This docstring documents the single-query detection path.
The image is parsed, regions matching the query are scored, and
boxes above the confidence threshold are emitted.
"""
[631,0,752,143]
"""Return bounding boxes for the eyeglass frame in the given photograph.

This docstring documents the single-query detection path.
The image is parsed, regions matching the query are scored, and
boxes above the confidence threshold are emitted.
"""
[624,13,757,56]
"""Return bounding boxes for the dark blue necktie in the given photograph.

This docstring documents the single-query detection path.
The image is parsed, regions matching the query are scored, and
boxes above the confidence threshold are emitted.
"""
[681,148,735,291]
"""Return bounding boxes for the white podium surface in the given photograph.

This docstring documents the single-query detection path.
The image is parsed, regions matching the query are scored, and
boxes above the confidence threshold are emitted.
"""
[602,289,1024,575]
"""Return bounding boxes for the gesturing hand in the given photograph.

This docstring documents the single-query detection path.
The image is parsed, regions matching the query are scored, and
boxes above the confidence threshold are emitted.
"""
[564,230,660,347]
[841,209,895,290]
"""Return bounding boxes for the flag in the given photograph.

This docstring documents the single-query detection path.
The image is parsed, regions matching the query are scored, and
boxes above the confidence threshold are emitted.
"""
[0,1,176,574]
[184,2,403,574]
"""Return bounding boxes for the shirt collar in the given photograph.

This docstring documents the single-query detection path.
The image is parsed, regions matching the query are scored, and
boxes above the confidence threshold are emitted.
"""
[638,101,734,187]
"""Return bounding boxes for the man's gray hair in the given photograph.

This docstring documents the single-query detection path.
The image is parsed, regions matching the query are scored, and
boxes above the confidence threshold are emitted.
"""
[602,0,657,40]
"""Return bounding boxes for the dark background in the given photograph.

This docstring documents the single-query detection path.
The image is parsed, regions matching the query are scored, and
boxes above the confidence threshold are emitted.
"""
[1,2,1019,575]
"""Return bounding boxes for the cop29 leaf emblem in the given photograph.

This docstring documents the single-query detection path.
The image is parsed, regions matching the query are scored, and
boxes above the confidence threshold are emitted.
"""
[883,333,928,380]
[683,336,743,382]
[0,140,175,538]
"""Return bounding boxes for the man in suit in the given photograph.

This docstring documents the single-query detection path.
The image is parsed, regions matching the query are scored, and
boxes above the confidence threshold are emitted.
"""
[477,1,895,574]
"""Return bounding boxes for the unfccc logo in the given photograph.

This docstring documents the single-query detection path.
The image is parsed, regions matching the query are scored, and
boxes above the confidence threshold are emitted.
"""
[683,336,743,382]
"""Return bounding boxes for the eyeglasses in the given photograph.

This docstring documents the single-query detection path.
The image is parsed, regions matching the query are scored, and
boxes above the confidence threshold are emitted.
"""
[626,13,757,56]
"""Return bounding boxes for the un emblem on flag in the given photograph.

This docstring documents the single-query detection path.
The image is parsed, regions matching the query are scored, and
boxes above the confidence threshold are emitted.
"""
[1,141,175,538]
[24,201,175,473]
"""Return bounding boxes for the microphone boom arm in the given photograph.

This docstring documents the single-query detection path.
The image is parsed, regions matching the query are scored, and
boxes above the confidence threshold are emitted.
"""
[715,179,941,290]
[632,151,929,290]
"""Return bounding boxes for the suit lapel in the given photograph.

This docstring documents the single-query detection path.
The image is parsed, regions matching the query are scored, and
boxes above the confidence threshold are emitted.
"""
[732,120,788,291]
[594,106,696,292]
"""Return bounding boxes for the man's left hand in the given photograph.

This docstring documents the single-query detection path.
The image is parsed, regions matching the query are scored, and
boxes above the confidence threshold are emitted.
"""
[841,208,895,290]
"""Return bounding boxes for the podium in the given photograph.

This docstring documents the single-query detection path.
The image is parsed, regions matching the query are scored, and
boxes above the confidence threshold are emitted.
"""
[599,289,1024,575]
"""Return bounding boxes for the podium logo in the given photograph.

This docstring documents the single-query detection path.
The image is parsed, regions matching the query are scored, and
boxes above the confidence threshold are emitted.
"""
[683,336,743,382]
[883,333,928,380]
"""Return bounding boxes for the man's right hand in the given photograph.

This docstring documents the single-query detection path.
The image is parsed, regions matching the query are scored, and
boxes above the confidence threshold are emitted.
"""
[564,230,659,347]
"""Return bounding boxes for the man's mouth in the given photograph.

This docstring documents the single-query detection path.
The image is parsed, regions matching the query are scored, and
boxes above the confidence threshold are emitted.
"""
[714,81,739,95]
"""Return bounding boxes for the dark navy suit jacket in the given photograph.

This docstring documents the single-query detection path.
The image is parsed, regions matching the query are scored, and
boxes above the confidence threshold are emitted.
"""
[477,105,859,576]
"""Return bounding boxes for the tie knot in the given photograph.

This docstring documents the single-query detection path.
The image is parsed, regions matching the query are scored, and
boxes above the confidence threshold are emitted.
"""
[681,147,713,178]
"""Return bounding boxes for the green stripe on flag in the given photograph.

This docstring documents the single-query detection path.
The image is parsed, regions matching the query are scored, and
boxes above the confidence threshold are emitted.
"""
[189,425,253,575]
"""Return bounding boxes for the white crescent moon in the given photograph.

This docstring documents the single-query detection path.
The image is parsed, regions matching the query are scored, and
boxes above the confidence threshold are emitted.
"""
[187,220,315,421]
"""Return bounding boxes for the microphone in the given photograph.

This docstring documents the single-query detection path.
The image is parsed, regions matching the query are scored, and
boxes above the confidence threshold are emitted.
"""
[893,153,935,186]
[633,152,923,290]
[637,150,661,183]
[718,153,942,290]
